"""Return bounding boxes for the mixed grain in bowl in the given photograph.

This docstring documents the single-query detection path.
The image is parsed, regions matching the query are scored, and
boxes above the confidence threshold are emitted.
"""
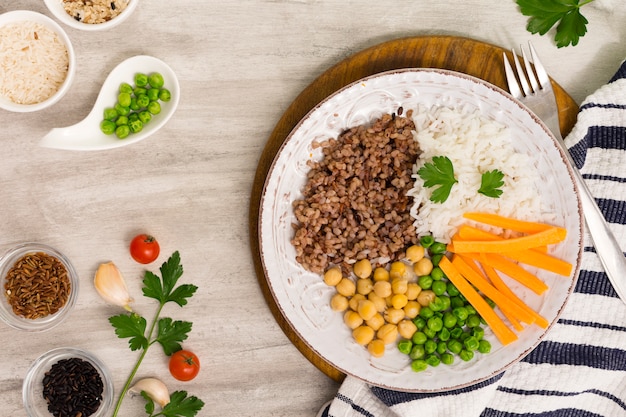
[44,0,137,31]
[0,243,79,331]
[0,10,75,112]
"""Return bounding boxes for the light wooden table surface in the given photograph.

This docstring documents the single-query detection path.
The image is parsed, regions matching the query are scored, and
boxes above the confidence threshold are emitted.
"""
[1,1,624,416]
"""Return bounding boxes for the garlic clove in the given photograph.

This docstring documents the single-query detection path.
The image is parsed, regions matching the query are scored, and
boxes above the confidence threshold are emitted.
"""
[94,262,133,311]
[129,377,170,407]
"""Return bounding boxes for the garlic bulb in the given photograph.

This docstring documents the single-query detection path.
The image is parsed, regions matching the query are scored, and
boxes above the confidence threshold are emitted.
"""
[129,378,170,407]
[94,262,133,311]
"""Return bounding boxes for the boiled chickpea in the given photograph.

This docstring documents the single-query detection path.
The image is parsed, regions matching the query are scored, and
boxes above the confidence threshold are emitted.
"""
[373,267,390,282]
[353,259,372,279]
[336,278,356,297]
[405,282,422,300]
[389,261,407,280]
[413,257,434,277]
[344,311,363,329]
[384,307,405,324]
[357,299,377,321]
[417,289,436,307]
[377,323,398,345]
[367,292,387,313]
[323,267,343,286]
[348,294,366,311]
[330,293,349,312]
[403,300,421,319]
[365,313,385,331]
[373,280,392,298]
[353,325,375,346]
[397,319,418,339]
[391,278,408,295]
[405,245,425,263]
[356,278,374,295]
[367,339,385,358]
[391,293,408,310]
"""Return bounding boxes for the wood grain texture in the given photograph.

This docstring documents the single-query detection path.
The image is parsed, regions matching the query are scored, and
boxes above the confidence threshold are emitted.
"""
[250,35,579,382]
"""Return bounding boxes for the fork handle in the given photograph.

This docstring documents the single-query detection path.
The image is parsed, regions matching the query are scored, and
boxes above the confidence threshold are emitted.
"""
[570,162,626,304]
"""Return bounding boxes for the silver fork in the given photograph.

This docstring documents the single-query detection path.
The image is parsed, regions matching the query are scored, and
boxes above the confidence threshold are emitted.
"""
[504,42,626,305]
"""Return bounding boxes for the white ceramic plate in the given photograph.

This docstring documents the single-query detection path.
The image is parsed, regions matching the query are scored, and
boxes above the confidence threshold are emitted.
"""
[259,68,583,392]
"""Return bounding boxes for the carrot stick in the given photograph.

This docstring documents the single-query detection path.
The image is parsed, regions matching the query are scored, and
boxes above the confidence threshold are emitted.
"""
[480,260,549,329]
[463,212,555,234]
[452,256,536,325]
[439,257,518,346]
[457,225,549,253]
[451,226,567,254]
[463,252,549,295]
[501,249,572,277]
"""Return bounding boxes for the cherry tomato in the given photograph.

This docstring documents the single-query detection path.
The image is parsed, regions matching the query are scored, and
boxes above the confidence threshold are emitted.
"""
[169,350,200,381]
[129,234,160,264]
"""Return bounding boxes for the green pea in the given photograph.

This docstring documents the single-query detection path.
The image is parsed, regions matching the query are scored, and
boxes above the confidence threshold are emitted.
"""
[441,352,454,365]
[409,344,425,360]
[453,306,469,321]
[114,102,130,116]
[136,94,150,108]
[429,296,445,311]
[427,316,443,332]
[430,254,444,266]
[134,73,148,87]
[464,336,480,351]
[430,267,444,281]
[115,124,130,139]
[139,110,152,124]
[436,341,447,355]
[397,339,413,355]
[419,236,434,248]
[450,327,463,339]
[424,340,437,354]
[419,307,434,319]
[158,88,171,102]
[128,112,140,122]
[148,101,161,115]
[466,314,481,328]
[459,349,474,362]
[431,280,447,296]
[412,317,426,330]
[118,92,132,107]
[478,339,492,354]
[129,97,140,111]
[103,107,118,121]
[134,87,147,97]
[418,275,433,290]
[148,72,164,88]
[438,327,451,342]
[447,282,460,297]
[472,327,485,340]
[439,295,451,311]
[447,339,463,355]
[100,120,116,135]
[450,296,464,308]
[443,312,457,329]
[115,115,128,126]
[429,242,447,255]
[423,327,437,339]
[411,359,428,372]
[411,331,427,345]
[147,87,160,102]
[129,119,143,133]
[459,331,471,342]
[425,354,440,367]
[465,305,477,315]
[119,82,133,94]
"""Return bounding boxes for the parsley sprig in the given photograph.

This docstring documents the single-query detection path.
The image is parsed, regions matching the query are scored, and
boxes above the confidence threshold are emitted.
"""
[417,156,458,203]
[516,0,595,48]
[110,251,204,417]
[478,169,505,198]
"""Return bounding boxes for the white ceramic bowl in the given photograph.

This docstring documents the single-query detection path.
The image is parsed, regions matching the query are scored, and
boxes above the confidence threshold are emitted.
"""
[0,243,79,332]
[44,0,138,31]
[0,10,75,113]
[23,347,114,417]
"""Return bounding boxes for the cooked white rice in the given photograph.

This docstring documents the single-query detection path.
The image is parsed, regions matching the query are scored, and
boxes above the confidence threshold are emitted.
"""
[0,21,69,105]
[408,105,546,242]
[62,0,130,24]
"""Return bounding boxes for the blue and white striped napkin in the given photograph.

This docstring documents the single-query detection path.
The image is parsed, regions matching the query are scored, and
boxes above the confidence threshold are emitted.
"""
[321,60,626,417]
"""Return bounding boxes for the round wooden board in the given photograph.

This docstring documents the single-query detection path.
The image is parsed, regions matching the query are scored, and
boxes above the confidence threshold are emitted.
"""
[249,35,579,383]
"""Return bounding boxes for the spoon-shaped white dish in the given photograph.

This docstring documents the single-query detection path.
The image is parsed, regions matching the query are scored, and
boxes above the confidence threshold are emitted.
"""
[40,55,180,151]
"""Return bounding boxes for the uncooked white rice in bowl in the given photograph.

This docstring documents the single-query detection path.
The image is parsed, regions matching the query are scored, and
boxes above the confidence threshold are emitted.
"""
[408,104,551,242]
[0,11,75,112]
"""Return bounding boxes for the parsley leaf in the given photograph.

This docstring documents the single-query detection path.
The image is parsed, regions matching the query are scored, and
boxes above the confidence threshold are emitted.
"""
[516,0,593,47]
[417,156,458,203]
[478,169,505,198]
[156,317,192,355]
[160,391,205,417]
[109,313,148,351]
